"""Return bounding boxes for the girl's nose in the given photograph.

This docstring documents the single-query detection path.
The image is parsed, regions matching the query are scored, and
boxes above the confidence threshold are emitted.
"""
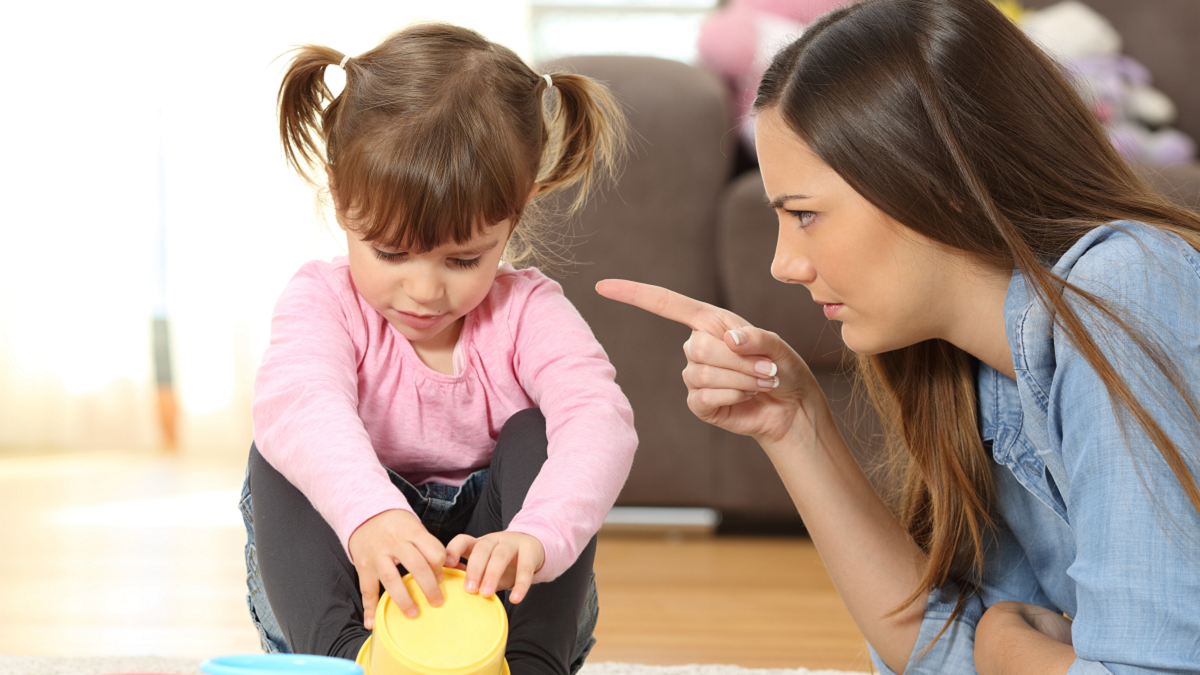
[771,227,815,285]
[404,270,444,306]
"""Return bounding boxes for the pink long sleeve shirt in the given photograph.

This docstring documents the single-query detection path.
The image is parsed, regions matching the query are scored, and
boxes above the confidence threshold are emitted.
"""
[252,258,637,582]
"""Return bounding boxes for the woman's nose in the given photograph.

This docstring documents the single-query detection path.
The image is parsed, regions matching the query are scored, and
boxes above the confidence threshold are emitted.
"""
[771,227,815,285]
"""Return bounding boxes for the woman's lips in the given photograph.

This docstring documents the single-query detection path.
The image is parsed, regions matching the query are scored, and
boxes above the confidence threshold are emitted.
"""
[397,310,445,329]
[822,303,844,319]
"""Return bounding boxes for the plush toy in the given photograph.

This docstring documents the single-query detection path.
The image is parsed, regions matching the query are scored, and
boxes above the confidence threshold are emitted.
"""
[1019,0,1195,165]
[697,0,847,149]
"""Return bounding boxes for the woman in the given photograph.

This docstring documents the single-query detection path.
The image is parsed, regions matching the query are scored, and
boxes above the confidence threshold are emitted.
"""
[598,0,1200,673]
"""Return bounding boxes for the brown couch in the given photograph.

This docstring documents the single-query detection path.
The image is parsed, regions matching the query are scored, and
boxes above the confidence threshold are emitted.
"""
[549,0,1200,528]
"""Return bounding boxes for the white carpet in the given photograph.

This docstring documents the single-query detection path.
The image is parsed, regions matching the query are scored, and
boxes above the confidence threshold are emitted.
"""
[0,657,872,675]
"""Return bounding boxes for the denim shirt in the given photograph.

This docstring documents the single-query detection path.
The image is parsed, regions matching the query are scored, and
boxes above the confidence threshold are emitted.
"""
[870,222,1200,675]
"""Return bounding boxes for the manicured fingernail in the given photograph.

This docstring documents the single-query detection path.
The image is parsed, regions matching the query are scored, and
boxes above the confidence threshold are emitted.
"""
[754,361,777,376]
[758,377,779,389]
[727,330,746,345]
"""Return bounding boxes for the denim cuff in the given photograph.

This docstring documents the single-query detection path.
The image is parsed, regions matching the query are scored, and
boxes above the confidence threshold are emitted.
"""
[869,583,984,675]
[1067,658,1115,675]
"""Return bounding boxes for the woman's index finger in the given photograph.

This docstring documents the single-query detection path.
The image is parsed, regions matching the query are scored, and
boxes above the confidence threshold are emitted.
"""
[595,279,713,330]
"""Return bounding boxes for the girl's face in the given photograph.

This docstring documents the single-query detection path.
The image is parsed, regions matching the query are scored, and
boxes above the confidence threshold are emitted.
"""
[754,109,974,355]
[342,220,513,350]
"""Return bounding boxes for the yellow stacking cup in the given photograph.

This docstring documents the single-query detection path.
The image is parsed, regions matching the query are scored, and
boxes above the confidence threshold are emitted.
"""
[357,568,509,675]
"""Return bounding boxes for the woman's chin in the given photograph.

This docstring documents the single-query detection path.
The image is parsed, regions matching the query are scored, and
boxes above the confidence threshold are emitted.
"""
[838,326,893,357]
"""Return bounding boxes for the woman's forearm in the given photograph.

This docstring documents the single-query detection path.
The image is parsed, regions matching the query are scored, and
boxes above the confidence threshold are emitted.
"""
[759,398,927,674]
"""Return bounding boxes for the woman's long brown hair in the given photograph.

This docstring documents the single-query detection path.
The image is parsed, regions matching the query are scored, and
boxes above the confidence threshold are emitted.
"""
[276,23,626,265]
[753,0,1200,634]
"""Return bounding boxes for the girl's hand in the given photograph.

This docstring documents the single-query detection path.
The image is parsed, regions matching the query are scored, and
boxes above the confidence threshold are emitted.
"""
[595,279,824,445]
[444,531,545,604]
[348,509,447,628]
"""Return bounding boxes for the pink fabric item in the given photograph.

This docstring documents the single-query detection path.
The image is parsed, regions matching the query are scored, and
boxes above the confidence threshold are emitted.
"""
[252,259,637,582]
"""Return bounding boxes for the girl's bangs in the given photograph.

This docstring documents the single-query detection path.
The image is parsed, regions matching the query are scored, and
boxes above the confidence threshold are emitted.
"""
[334,116,533,252]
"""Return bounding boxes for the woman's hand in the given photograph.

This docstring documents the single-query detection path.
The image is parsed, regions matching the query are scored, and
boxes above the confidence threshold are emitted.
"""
[975,601,1075,675]
[595,279,824,445]
[445,531,545,604]
[348,509,447,628]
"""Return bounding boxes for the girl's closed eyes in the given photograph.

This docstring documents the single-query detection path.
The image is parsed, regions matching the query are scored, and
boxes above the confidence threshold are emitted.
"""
[370,247,484,268]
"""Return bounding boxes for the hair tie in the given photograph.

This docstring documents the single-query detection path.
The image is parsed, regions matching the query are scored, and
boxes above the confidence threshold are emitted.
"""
[326,55,350,98]
[543,73,553,88]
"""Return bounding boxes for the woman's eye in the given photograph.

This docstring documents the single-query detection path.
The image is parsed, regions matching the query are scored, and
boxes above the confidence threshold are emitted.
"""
[786,210,816,227]
[372,248,405,262]
[452,257,482,269]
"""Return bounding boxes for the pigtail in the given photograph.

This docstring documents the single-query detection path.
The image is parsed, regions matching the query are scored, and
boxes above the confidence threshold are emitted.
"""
[277,45,350,185]
[536,72,629,213]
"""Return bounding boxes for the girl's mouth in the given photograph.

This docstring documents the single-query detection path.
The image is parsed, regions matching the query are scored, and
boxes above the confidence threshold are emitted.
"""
[397,310,445,329]
[822,303,844,319]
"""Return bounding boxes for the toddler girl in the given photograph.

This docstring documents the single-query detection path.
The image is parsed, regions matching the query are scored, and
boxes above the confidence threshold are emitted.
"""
[238,23,636,675]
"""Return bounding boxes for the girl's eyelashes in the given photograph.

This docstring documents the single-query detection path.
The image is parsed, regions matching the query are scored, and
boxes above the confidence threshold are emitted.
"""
[786,210,817,227]
[370,243,483,269]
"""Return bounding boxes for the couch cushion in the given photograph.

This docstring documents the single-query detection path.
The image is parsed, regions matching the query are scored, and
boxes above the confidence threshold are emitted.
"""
[542,55,739,507]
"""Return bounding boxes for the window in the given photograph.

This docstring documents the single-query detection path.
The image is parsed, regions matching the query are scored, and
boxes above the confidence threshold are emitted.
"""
[531,0,720,64]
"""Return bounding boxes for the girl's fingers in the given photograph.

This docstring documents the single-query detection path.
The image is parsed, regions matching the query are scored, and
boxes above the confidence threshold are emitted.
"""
[414,537,447,585]
[464,538,496,593]
[508,541,539,604]
[398,548,444,610]
[479,544,515,598]
[374,557,421,620]
[445,534,476,569]
[359,567,381,630]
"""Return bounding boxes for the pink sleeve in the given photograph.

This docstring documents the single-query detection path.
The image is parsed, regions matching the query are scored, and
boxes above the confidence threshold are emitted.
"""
[251,263,414,558]
[503,274,638,582]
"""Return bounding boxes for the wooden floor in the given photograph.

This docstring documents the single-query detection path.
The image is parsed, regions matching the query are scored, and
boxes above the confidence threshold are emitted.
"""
[0,449,873,672]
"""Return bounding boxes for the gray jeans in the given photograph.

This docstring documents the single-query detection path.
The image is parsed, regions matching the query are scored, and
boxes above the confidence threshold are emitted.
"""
[240,409,598,675]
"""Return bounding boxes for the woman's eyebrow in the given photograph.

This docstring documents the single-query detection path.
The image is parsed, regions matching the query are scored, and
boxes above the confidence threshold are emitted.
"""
[769,193,813,209]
